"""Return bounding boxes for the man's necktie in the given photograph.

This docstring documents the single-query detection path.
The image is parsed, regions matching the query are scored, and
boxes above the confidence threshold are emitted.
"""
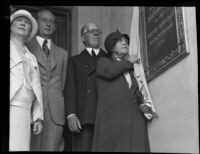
[42,39,50,57]
[91,49,96,57]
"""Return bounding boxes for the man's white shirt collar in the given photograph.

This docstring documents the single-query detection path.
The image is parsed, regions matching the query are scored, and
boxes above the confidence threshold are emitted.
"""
[36,35,51,49]
[86,48,100,56]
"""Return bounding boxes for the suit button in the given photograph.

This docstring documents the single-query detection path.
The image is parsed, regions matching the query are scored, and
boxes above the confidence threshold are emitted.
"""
[87,90,91,93]
[88,77,90,80]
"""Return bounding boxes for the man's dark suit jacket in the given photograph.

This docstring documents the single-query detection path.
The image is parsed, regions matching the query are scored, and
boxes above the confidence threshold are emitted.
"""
[64,49,107,125]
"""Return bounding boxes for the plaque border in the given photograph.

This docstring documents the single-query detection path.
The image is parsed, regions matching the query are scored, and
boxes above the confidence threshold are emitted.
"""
[140,7,189,82]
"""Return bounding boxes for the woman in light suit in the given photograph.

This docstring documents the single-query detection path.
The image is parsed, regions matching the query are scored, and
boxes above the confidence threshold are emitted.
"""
[10,9,44,151]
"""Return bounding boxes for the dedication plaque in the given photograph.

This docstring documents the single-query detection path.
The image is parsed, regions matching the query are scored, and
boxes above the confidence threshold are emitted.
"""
[140,7,189,81]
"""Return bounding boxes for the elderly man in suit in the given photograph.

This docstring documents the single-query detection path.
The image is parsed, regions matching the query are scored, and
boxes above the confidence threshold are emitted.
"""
[26,9,69,151]
[64,23,107,151]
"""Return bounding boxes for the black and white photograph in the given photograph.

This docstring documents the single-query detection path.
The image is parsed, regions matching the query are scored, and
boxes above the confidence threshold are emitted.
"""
[1,1,199,153]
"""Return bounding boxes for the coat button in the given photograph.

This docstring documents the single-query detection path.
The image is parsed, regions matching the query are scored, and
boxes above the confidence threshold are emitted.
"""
[87,90,91,93]
[88,77,90,80]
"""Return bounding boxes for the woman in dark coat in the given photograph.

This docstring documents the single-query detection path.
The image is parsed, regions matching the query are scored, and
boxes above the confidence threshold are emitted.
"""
[92,30,151,152]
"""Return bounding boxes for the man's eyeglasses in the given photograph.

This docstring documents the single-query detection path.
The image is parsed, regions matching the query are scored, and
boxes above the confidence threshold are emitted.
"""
[39,18,55,25]
[82,29,102,35]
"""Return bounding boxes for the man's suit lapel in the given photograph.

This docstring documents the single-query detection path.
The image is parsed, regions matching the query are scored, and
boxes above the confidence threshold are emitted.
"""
[78,48,107,73]
[97,48,107,58]
[27,38,46,69]
[28,38,57,71]
[79,49,96,75]
[50,42,57,70]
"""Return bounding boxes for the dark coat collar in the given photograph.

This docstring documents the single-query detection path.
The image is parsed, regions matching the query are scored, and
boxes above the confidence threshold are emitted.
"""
[79,48,107,63]
[80,48,107,58]
[77,48,107,75]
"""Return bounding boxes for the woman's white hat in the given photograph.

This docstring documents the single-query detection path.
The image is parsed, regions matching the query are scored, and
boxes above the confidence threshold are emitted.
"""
[10,9,38,42]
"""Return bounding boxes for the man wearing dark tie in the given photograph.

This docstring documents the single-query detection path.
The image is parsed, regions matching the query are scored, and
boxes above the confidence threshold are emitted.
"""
[64,23,107,151]
[26,9,69,151]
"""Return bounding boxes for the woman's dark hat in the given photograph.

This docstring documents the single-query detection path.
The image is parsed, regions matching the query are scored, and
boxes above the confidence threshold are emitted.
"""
[104,29,130,54]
